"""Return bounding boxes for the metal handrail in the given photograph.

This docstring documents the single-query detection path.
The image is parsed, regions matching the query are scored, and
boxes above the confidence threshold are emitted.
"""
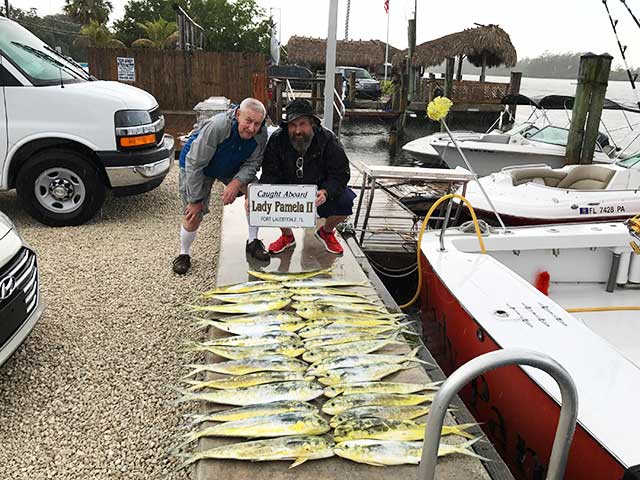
[417,349,578,480]
[334,88,346,119]
[285,79,296,100]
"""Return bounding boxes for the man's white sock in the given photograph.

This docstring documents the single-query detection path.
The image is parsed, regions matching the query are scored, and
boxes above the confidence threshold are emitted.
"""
[246,211,259,242]
[180,226,197,255]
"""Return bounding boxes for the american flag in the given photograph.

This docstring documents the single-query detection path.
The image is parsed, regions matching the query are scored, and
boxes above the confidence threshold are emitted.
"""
[384,0,389,13]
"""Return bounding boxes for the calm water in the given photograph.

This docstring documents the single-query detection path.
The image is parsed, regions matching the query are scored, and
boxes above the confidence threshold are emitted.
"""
[341,76,640,167]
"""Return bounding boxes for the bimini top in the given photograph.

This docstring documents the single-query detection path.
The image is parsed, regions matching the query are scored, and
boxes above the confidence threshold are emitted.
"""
[501,93,640,113]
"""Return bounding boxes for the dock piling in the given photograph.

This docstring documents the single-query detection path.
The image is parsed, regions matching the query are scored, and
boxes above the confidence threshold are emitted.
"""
[566,53,613,165]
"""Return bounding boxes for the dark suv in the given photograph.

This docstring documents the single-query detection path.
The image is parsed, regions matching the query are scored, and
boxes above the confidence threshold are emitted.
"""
[336,66,381,99]
[268,64,313,90]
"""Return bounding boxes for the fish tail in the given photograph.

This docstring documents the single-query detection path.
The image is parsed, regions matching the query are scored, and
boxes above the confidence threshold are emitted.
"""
[446,437,491,461]
[179,364,211,380]
[171,387,202,405]
[400,327,420,337]
[183,412,211,425]
[446,422,480,440]
[406,346,431,365]
[171,451,201,469]
[190,317,215,332]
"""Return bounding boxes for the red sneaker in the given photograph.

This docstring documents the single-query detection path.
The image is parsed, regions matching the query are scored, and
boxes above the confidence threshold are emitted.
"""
[268,234,296,254]
[315,228,344,254]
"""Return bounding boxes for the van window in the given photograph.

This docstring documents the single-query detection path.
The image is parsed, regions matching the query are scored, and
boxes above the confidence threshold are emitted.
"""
[0,20,85,86]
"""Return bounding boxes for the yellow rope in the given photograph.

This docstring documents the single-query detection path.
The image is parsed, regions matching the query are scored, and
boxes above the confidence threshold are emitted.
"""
[400,193,487,310]
[566,306,640,313]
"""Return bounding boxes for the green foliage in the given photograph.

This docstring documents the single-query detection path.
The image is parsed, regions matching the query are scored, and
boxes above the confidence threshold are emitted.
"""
[136,17,177,48]
[188,0,273,54]
[113,0,187,47]
[381,80,394,97]
[63,0,113,25]
[113,0,272,54]
[9,8,87,61]
[79,19,113,47]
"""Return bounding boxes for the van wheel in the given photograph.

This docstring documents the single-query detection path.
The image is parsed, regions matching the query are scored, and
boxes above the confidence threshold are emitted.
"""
[16,148,106,227]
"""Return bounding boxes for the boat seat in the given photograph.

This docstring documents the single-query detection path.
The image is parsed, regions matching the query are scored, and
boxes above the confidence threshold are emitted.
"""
[510,167,568,187]
[555,165,615,190]
[479,134,510,144]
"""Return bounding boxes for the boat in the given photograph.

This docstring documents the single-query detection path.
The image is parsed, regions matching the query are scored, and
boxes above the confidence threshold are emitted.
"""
[420,219,640,479]
[403,94,638,176]
[459,154,640,225]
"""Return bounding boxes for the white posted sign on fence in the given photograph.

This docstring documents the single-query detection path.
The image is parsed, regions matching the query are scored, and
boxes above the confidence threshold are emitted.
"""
[117,57,135,82]
[248,184,317,228]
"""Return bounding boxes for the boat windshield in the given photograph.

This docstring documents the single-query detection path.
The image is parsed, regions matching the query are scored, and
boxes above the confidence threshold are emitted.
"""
[505,123,539,136]
[616,153,640,168]
[527,126,569,146]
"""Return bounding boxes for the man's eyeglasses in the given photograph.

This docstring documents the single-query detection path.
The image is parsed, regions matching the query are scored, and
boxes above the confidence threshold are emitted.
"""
[296,157,304,179]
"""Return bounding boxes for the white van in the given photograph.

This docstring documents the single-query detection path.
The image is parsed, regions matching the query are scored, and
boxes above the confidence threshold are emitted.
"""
[0,17,174,226]
[0,209,43,366]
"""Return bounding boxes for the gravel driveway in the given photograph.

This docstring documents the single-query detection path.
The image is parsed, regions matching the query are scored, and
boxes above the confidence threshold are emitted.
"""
[0,166,221,479]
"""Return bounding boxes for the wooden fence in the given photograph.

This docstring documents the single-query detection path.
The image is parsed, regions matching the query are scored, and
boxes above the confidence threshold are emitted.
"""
[416,78,510,104]
[88,48,268,112]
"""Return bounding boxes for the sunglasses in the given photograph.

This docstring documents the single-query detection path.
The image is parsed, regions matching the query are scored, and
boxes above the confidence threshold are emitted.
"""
[296,157,304,179]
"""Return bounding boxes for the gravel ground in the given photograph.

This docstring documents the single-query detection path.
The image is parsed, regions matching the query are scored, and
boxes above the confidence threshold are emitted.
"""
[0,165,221,479]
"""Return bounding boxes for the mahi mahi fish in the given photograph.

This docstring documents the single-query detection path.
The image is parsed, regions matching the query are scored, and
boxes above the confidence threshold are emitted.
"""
[333,437,488,466]
[329,405,432,428]
[333,417,476,442]
[302,336,404,363]
[196,331,301,347]
[175,381,325,406]
[295,308,403,322]
[323,381,441,397]
[283,279,368,289]
[202,281,284,296]
[322,392,435,415]
[204,291,293,304]
[181,355,309,378]
[178,411,330,448]
[178,435,335,468]
[184,371,310,391]
[291,301,388,314]
[288,287,370,298]
[196,318,310,336]
[185,401,319,424]
[306,347,428,375]
[291,295,378,305]
[316,362,419,386]
[182,342,304,360]
[297,323,402,339]
[248,267,333,282]
[188,298,290,314]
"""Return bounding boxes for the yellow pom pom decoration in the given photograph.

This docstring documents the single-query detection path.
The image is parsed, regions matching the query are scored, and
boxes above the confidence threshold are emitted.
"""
[427,96,453,121]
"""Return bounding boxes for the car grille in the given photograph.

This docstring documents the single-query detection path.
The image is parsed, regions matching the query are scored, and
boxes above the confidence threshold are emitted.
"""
[0,248,38,316]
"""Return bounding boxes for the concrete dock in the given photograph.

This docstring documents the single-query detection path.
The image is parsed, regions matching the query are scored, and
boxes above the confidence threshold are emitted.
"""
[191,198,501,480]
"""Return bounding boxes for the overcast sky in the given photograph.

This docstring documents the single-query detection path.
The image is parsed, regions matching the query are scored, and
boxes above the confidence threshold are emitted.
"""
[11,0,640,68]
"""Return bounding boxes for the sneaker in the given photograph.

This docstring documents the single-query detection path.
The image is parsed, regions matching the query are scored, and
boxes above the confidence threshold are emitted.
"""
[246,239,270,261]
[315,228,344,255]
[269,234,296,254]
[172,254,191,274]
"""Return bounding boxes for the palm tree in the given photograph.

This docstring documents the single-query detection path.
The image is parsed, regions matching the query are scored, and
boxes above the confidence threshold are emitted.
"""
[77,19,113,47]
[136,18,178,49]
[63,0,113,25]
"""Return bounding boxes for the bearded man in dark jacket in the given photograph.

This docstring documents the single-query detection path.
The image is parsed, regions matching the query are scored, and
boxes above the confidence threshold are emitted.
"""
[259,99,356,255]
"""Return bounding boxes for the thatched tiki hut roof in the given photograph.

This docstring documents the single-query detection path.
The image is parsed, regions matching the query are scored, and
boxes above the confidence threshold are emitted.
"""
[286,36,400,71]
[394,24,517,73]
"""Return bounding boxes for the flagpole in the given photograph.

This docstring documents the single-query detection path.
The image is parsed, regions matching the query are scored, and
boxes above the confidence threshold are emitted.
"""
[384,1,390,81]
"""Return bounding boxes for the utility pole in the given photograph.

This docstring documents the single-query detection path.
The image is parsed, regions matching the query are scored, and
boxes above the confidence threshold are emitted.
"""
[323,0,339,130]
[344,0,351,40]
[4,0,10,18]
[407,0,417,100]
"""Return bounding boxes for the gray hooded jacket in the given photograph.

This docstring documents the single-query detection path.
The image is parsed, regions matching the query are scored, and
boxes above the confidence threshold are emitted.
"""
[184,107,268,203]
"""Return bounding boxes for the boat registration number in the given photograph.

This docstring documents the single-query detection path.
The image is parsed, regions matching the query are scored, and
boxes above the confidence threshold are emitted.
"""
[578,205,626,215]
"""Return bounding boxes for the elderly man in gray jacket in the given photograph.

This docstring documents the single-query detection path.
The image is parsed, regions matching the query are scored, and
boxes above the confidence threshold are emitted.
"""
[173,98,269,274]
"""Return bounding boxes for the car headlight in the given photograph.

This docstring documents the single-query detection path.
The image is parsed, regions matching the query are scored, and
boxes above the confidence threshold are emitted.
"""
[114,109,165,150]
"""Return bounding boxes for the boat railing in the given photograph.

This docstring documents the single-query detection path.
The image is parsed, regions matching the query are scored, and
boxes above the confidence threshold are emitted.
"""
[500,163,553,172]
[417,349,578,480]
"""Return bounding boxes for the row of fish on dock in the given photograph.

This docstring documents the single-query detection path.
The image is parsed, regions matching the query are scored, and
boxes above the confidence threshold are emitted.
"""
[172,267,487,468]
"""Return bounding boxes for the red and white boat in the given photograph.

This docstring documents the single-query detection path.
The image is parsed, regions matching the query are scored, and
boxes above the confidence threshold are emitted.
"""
[460,157,640,225]
[420,221,640,480]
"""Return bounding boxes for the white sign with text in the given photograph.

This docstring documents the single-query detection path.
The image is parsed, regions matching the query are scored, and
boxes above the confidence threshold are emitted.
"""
[117,57,136,82]
[248,184,317,228]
